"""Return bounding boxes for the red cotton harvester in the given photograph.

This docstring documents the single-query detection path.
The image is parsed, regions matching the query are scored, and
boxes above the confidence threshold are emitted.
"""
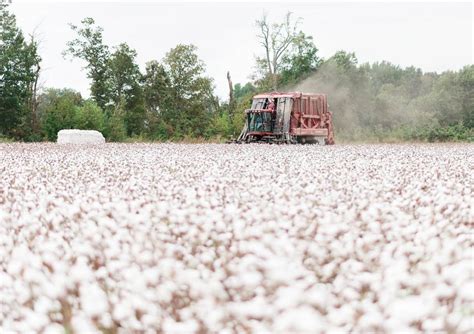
[236,92,335,145]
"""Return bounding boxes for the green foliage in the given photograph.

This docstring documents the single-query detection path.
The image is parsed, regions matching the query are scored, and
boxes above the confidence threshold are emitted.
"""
[280,32,322,85]
[74,100,106,132]
[108,43,141,106]
[458,65,474,128]
[163,44,216,137]
[66,19,147,136]
[64,17,110,110]
[107,43,146,136]
[234,83,257,101]
[0,2,41,138]
[106,104,127,141]
[143,61,172,114]
[330,50,358,70]
[40,89,82,141]
[1,8,471,144]
[206,111,231,139]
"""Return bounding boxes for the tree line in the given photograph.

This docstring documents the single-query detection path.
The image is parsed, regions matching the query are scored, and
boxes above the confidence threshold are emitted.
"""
[1,2,472,142]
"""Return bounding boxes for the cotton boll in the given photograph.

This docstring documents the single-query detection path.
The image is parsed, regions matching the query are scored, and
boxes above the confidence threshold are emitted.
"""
[71,314,99,333]
[307,284,333,309]
[70,262,94,284]
[43,323,66,334]
[386,296,431,324]
[422,317,444,332]
[34,296,56,315]
[80,284,109,318]
[163,318,199,334]
[274,306,325,332]
[274,286,303,310]
[113,300,133,322]
[327,304,355,326]
[1,143,472,332]
[23,309,50,332]
[458,281,474,301]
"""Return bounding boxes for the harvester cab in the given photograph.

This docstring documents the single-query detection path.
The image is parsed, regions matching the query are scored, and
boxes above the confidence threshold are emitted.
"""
[246,97,276,135]
[237,92,335,145]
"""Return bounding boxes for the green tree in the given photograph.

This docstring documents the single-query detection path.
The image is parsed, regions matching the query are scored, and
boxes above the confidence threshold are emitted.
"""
[142,60,173,138]
[39,88,83,141]
[458,65,474,128]
[234,82,256,101]
[65,17,110,110]
[0,1,41,138]
[108,43,145,135]
[163,44,215,137]
[108,43,141,105]
[106,101,127,141]
[330,50,358,70]
[280,32,322,85]
[74,100,106,132]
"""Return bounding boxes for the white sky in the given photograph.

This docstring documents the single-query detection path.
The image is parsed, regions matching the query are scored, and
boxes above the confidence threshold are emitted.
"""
[10,1,474,100]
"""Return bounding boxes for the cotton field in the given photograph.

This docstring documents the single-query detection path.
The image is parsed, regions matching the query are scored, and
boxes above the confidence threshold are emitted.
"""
[0,143,472,333]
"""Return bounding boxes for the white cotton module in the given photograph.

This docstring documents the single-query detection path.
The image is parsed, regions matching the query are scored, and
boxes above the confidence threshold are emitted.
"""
[57,129,105,144]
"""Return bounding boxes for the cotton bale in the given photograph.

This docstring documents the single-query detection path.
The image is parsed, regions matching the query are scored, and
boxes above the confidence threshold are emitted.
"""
[57,129,105,144]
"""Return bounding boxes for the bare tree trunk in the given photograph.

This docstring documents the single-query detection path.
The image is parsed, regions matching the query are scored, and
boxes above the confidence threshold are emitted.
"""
[227,71,233,105]
[31,63,40,134]
[272,59,278,91]
[256,12,300,92]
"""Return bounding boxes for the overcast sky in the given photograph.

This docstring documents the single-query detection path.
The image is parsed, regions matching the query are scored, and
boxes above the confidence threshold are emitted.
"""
[10,1,473,99]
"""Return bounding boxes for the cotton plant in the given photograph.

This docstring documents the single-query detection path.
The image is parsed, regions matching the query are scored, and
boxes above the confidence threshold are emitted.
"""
[0,143,472,333]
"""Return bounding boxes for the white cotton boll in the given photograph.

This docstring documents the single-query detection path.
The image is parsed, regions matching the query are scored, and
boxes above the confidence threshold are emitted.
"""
[34,296,55,315]
[7,260,23,276]
[307,284,333,309]
[157,282,176,304]
[341,287,359,301]
[200,252,214,265]
[163,318,198,334]
[230,297,271,319]
[206,280,227,300]
[14,281,31,305]
[43,277,67,300]
[274,286,303,310]
[327,304,354,326]
[80,284,109,317]
[24,309,50,332]
[43,323,65,334]
[357,309,384,329]
[70,262,94,284]
[141,314,160,328]
[457,315,474,333]
[23,267,45,284]
[422,317,444,331]
[71,314,99,333]
[200,306,225,331]
[434,283,455,300]
[387,296,431,324]
[113,300,133,322]
[143,267,161,285]
[0,271,13,287]
[274,306,325,333]
[239,271,262,288]
[458,281,474,301]
[99,312,113,329]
